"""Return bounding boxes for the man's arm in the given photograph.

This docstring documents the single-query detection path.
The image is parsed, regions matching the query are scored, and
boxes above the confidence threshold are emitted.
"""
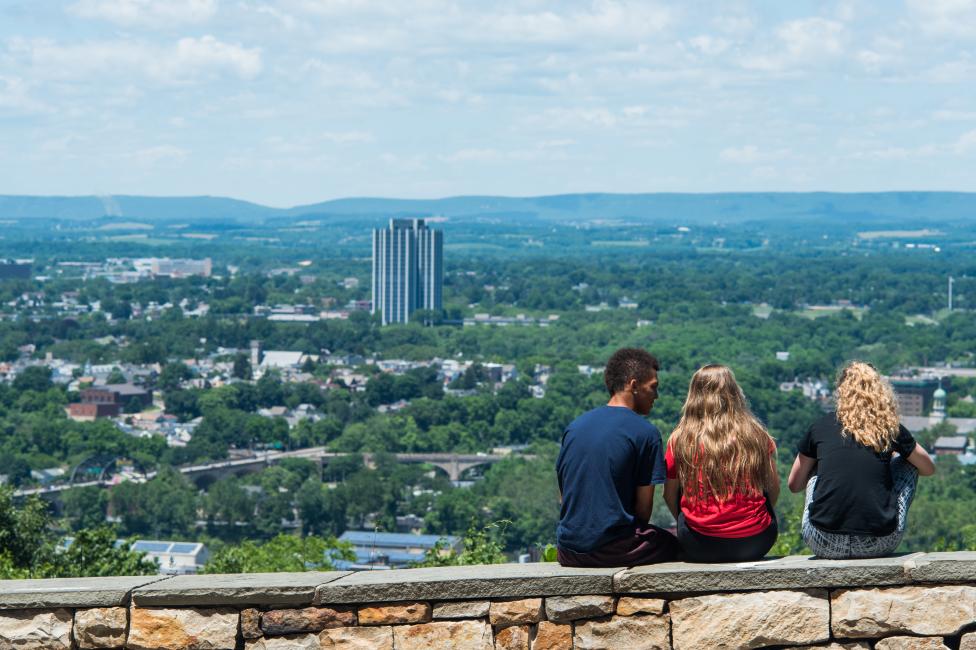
[635,485,654,523]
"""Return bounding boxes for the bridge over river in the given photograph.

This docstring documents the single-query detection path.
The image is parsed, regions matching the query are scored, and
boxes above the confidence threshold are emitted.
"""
[14,448,527,500]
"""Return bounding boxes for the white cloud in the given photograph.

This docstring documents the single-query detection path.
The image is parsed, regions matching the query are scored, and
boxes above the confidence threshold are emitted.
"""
[719,145,790,164]
[955,129,976,153]
[906,0,976,38]
[68,0,218,26]
[129,145,189,165]
[0,75,51,115]
[741,17,846,72]
[688,35,730,56]
[934,109,976,121]
[6,36,261,84]
[321,130,374,143]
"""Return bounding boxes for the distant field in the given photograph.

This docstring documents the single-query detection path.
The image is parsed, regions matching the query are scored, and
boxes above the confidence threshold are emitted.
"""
[446,242,508,251]
[857,229,942,240]
[798,305,867,320]
[181,233,218,240]
[97,222,153,231]
[752,304,774,319]
[906,314,939,326]
[104,235,178,245]
[591,240,650,247]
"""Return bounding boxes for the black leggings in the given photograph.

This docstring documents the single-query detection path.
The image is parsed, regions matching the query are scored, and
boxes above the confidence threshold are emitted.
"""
[677,507,778,563]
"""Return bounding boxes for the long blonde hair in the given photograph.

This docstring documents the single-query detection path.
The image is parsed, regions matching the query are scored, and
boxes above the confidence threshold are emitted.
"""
[835,361,900,453]
[670,365,775,502]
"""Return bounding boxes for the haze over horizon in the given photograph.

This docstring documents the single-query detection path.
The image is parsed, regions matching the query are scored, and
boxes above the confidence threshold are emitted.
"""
[2,0,976,206]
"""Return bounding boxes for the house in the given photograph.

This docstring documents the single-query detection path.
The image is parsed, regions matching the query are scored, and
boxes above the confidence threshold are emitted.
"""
[68,383,153,420]
[934,436,970,456]
[130,540,210,575]
[336,531,461,570]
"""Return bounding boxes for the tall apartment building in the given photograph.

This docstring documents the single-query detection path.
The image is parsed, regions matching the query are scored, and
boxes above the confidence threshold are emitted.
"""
[372,219,443,325]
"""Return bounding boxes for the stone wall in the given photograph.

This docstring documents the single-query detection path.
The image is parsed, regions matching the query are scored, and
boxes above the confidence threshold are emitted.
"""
[1,552,975,649]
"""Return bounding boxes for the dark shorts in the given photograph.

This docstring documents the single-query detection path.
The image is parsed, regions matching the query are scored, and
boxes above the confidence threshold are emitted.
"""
[677,506,778,563]
[557,522,679,568]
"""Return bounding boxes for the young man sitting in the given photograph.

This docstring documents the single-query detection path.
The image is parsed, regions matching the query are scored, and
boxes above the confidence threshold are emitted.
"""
[556,347,678,567]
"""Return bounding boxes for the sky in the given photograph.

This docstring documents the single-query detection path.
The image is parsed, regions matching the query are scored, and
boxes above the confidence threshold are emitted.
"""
[1,0,975,207]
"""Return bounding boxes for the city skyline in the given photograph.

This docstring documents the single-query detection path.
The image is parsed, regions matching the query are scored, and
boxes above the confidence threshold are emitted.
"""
[1,1,975,205]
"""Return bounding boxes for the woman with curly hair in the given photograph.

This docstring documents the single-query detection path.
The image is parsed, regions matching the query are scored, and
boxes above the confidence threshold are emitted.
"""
[664,365,780,562]
[788,361,936,559]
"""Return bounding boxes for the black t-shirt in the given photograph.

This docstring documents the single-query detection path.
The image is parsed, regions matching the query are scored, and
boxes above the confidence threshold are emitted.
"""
[556,405,666,553]
[797,412,918,536]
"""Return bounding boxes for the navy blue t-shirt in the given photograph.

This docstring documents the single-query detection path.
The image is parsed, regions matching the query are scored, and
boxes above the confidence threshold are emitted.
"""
[555,405,667,553]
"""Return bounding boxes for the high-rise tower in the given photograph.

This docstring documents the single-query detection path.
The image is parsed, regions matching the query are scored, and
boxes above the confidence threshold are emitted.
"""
[372,218,443,324]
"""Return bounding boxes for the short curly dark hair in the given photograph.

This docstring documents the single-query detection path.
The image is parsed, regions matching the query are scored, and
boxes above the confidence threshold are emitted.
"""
[603,348,659,396]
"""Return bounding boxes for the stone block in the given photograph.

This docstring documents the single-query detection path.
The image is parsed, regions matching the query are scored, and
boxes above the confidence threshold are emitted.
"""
[544,595,614,622]
[0,608,72,650]
[0,576,168,610]
[392,620,493,650]
[670,589,829,649]
[244,634,319,650]
[574,614,670,650]
[616,597,665,616]
[73,606,127,649]
[488,598,543,627]
[494,624,531,650]
[962,632,976,650]
[357,601,430,625]
[241,608,262,640]
[315,564,617,603]
[320,625,394,649]
[534,621,572,650]
[783,641,871,650]
[614,554,918,595]
[431,600,490,619]
[904,551,976,583]
[875,637,949,650]
[127,606,238,650]
[133,572,349,607]
[261,606,356,635]
[831,585,976,638]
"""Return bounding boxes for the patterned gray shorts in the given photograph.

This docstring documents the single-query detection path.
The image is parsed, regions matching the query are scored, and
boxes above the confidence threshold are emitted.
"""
[801,456,918,559]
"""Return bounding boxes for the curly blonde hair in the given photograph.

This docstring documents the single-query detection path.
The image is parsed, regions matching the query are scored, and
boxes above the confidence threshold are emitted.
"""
[670,365,775,502]
[835,361,900,453]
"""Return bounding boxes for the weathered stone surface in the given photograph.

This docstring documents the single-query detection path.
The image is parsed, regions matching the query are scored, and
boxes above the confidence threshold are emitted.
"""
[962,632,976,650]
[357,601,430,625]
[904,551,976,584]
[320,625,394,650]
[670,589,829,649]
[315,564,617,603]
[545,595,614,622]
[616,597,665,616]
[574,614,670,650]
[0,576,168,610]
[534,621,572,650]
[875,637,948,650]
[74,606,127,649]
[244,634,319,650]
[495,624,531,650]
[614,554,921,595]
[831,585,976,638]
[0,608,72,650]
[241,608,262,640]
[431,600,490,619]
[127,606,238,650]
[261,606,356,635]
[488,598,543,627]
[133,572,349,607]
[392,620,493,650]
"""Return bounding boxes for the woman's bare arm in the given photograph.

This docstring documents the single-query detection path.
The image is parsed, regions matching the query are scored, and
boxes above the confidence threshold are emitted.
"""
[787,453,817,493]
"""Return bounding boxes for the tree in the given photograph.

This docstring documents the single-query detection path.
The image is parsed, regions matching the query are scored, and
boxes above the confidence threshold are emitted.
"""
[62,486,108,531]
[13,366,53,393]
[106,368,127,385]
[413,522,508,567]
[202,534,353,573]
[232,353,253,380]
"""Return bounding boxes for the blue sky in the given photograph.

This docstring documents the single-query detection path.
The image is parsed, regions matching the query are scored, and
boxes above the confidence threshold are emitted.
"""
[1,0,975,206]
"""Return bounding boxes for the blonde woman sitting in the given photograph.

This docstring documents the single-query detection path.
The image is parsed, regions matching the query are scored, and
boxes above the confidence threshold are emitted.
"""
[788,361,936,559]
[664,365,780,563]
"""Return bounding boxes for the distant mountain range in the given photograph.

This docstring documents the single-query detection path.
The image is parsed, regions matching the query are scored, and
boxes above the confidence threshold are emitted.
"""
[0,192,974,224]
